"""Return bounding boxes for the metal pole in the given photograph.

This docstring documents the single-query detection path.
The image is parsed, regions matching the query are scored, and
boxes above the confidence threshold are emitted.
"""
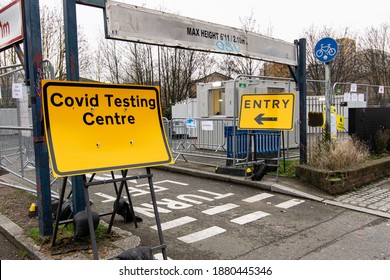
[52,177,68,247]
[83,175,99,260]
[23,0,53,236]
[63,0,86,213]
[146,167,167,260]
[233,76,240,166]
[13,44,24,66]
[297,38,307,164]
[324,62,332,141]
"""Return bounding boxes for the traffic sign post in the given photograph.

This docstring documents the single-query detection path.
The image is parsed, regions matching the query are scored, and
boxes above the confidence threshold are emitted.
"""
[314,37,338,141]
[238,93,295,130]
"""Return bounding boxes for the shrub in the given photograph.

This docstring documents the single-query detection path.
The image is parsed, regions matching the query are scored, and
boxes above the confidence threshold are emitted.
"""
[308,136,370,171]
[375,129,390,154]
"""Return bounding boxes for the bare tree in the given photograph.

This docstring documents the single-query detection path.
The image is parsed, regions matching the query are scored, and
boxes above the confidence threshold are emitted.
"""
[83,43,104,82]
[192,52,218,82]
[359,23,390,86]
[159,47,199,117]
[217,11,266,77]
[40,5,64,78]
[0,47,22,108]
[40,4,90,80]
[122,43,156,85]
[97,38,126,83]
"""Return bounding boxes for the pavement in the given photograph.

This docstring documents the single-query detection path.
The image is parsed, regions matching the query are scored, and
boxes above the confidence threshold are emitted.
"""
[1,159,390,260]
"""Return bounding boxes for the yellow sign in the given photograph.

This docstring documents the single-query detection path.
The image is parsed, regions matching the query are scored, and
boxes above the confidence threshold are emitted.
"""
[239,93,295,130]
[322,105,344,131]
[337,115,345,131]
[42,80,173,177]
[322,105,345,138]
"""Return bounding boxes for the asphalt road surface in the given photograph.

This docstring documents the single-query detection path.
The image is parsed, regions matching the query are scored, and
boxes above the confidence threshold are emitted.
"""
[0,232,31,260]
[84,168,390,260]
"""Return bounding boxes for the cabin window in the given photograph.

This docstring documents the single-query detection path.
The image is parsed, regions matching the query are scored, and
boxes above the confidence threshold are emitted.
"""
[209,89,225,116]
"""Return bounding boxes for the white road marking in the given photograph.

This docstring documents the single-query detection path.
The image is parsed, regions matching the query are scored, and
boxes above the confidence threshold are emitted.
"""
[136,180,188,187]
[151,216,196,231]
[242,193,274,203]
[198,190,234,200]
[177,226,226,243]
[230,211,270,225]
[202,203,239,215]
[86,173,137,183]
[275,199,305,209]
[24,165,35,170]
[153,253,172,260]
[94,192,116,203]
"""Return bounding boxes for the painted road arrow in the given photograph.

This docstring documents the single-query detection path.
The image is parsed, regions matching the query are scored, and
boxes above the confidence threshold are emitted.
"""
[254,114,278,125]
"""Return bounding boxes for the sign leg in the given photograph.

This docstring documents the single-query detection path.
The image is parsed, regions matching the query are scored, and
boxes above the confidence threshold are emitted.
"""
[83,175,99,260]
[51,176,68,247]
[146,167,167,260]
[121,170,138,228]
[108,173,125,233]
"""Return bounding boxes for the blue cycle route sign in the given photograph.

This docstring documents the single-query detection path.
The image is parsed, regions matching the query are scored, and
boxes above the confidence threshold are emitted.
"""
[314,37,338,63]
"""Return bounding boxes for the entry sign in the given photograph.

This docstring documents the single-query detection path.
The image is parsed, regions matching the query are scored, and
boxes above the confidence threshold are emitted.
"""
[42,80,173,177]
[239,93,295,130]
[314,37,338,63]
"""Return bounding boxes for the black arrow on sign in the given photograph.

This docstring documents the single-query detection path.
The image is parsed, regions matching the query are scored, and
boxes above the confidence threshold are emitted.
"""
[254,113,278,125]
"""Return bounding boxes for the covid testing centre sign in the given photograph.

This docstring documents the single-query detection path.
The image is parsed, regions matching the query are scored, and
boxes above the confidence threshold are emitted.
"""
[42,80,173,177]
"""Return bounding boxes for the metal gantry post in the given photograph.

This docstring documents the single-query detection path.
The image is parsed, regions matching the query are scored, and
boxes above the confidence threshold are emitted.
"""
[63,0,86,213]
[324,62,332,141]
[23,0,53,236]
[297,38,307,164]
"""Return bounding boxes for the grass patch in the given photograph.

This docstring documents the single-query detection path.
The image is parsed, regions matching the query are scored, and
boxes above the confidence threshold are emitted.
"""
[18,249,31,259]
[278,159,300,177]
[308,136,370,171]
[268,159,299,177]
[27,227,49,246]
[27,223,110,245]
[95,224,110,239]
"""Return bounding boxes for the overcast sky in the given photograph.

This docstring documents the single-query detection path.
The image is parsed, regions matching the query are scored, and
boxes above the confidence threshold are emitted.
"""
[78,0,388,44]
[2,0,390,44]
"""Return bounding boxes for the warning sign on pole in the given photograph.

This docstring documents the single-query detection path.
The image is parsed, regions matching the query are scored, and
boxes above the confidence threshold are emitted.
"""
[42,80,173,177]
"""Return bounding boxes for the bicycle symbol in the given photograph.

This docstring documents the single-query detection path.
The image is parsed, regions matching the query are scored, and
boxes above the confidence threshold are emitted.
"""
[315,43,337,60]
